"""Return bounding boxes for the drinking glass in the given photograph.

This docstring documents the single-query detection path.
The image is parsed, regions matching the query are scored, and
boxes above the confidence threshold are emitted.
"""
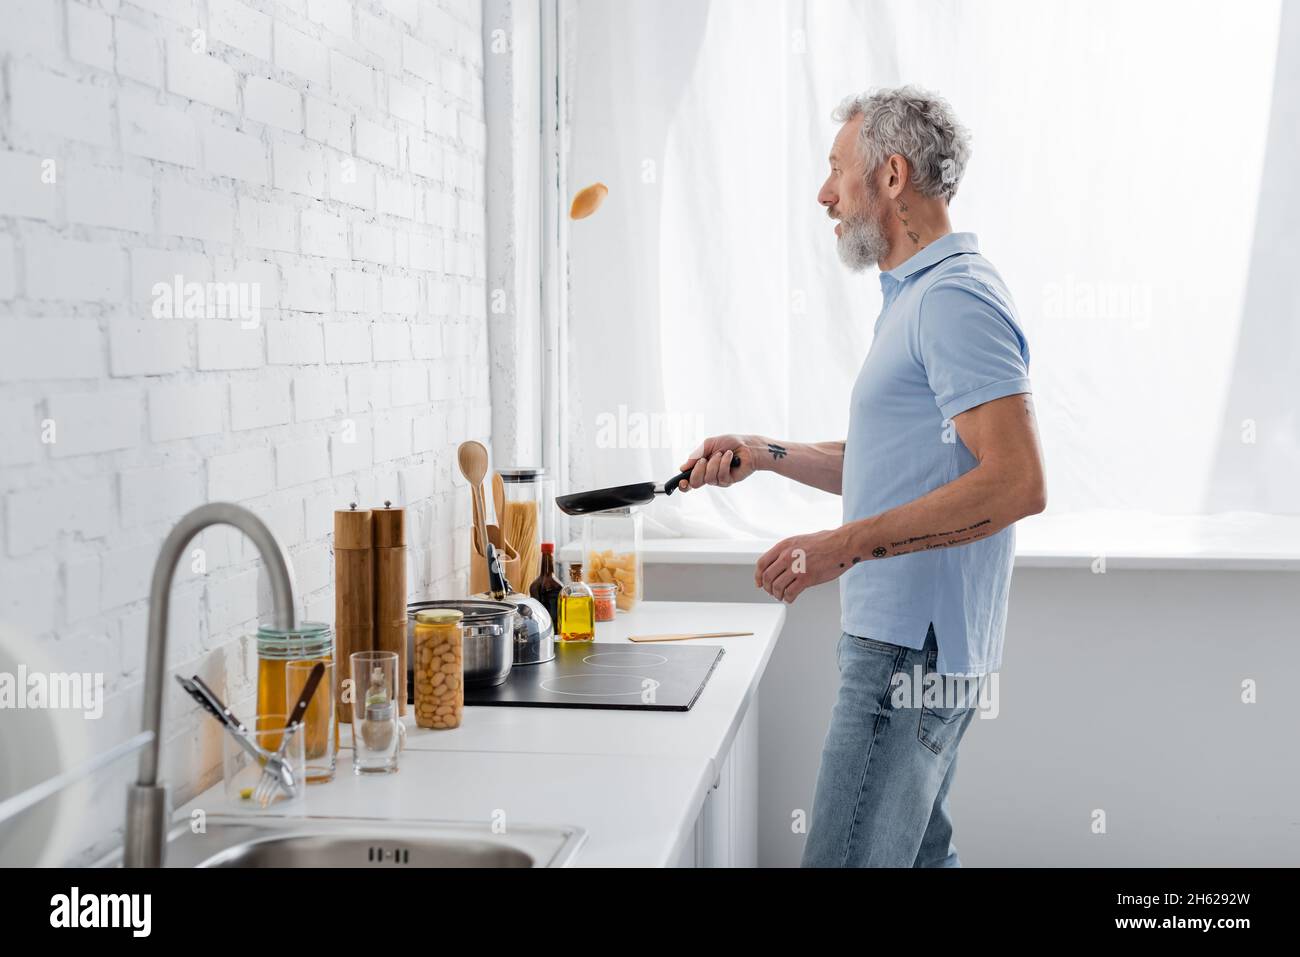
[350,651,401,774]
[221,714,306,813]
[286,658,336,783]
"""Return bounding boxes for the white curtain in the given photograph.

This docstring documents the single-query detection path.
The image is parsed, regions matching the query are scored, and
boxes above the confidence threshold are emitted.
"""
[564,0,1287,540]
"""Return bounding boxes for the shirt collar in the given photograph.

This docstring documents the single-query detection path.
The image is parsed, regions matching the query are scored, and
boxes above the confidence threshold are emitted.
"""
[881,232,980,286]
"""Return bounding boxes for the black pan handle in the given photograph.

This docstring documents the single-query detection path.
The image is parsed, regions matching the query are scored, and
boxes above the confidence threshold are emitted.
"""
[663,454,744,496]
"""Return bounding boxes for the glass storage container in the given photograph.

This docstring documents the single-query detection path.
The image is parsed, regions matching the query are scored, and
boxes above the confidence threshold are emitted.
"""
[498,467,548,595]
[412,609,464,730]
[589,581,618,622]
[582,506,643,612]
[256,621,333,719]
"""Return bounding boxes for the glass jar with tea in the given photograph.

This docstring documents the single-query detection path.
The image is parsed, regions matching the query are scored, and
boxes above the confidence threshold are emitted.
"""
[254,624,332,764]
[256,621,333,717]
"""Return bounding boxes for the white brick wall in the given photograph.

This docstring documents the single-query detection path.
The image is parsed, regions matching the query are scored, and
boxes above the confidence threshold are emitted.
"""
[0,0,489,863]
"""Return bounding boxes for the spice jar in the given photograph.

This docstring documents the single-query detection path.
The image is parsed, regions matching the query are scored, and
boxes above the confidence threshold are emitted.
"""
[589,581,618,622]
[582,506,643,612]
[413,610,464,729]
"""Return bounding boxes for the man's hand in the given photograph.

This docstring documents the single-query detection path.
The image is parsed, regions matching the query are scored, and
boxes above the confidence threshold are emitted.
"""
[755,527,849,603]
[676,434,762,492]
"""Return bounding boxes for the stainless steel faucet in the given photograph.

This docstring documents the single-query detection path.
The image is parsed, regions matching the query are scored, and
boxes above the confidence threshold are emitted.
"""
[123,503,297,868]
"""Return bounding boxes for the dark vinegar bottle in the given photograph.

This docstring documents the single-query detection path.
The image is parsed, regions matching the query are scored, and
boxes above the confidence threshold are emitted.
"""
[528,542,564,633]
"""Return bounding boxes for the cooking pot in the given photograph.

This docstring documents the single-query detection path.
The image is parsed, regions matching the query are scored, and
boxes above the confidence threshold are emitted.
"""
[406,599,516,688]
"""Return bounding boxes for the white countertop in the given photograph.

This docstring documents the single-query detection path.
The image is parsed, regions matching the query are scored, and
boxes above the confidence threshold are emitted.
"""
[402,601,784,766]
[180,601,786,867]
[563,511,1300,571]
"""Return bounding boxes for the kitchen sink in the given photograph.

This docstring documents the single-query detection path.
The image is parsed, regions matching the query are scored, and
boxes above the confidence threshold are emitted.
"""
[97,814,586,868]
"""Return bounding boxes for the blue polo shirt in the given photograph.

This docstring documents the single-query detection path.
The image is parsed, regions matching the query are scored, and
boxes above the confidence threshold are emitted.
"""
[840,232,1031,676]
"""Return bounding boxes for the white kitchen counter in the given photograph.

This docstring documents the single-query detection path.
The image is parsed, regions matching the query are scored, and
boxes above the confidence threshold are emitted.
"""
[402,600,785,768]
[564,511,1300,571]
[179,601,785,867]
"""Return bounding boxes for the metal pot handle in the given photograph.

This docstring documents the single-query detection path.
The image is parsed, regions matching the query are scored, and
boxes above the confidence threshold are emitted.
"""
[463,623,505,640]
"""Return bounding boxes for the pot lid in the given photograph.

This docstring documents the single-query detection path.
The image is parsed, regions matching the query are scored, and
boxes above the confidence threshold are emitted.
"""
[407,598,515,625]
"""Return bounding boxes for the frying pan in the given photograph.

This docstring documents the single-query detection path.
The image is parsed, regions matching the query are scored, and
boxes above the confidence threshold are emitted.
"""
[556,458,743,516]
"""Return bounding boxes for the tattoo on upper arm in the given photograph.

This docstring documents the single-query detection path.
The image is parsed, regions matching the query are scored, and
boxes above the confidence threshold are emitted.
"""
[768,443,788,460]
[872,518,994,558]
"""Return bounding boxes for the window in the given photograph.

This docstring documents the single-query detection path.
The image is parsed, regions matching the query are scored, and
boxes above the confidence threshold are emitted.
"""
[557,0,1291,540]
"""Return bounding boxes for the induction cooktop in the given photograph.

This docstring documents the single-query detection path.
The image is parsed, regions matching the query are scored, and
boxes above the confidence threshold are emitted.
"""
[463,641,725,712]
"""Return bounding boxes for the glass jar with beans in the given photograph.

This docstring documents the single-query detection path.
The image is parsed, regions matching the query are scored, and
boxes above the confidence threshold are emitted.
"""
[412,610,464,729]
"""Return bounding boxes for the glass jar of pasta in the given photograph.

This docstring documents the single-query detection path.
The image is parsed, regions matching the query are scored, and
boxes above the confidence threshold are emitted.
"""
[581,507,642,612]
[498,467,547,596]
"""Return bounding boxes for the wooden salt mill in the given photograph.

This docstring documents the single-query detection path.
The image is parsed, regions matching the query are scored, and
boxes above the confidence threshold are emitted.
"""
[333,505,373,724]
[372,501,408,715]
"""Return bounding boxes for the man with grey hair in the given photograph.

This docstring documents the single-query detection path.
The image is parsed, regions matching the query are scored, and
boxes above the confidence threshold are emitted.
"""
[677,86,1046,866]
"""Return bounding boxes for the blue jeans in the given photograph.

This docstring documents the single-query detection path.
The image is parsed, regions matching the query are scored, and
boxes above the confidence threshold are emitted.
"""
[801,627,977,868]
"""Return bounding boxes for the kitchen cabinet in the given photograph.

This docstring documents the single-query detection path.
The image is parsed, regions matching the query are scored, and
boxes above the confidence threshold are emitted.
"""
[399,601,781,866]
[677,691,759,867]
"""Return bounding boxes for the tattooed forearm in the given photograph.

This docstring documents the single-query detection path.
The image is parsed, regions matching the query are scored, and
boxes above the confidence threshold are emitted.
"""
[889,519,992,549]
[870,518,995,558]
[746,438,844,494]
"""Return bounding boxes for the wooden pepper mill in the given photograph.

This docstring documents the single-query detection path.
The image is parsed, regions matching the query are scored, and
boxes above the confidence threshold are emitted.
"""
[371,501,407,716]
[333,505,373,724]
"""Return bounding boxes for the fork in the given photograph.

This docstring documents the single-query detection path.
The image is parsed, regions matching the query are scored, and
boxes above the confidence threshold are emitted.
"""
[183,675,296,803]
[253,661,324,807]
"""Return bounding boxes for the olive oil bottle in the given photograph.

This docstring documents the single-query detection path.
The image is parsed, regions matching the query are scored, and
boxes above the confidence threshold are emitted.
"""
[558,562,595,642]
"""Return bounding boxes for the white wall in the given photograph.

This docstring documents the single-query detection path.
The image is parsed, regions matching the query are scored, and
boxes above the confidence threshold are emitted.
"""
[648,560,1300,867]
[1207,0,1300,511]
[482,0,542,470]
[0,0,488,863]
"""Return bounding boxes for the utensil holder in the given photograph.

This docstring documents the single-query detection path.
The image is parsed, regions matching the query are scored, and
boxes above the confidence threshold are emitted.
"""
[469,524,521,595]
[221,715,307,814]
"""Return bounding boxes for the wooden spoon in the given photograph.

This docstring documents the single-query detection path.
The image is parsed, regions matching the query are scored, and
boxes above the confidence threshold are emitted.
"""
[470,482,484,554]
[492,472,505,528]
[457,441,490,559]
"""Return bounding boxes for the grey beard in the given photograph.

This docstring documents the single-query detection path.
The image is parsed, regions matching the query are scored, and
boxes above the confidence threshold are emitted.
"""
[836,215,890,272]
